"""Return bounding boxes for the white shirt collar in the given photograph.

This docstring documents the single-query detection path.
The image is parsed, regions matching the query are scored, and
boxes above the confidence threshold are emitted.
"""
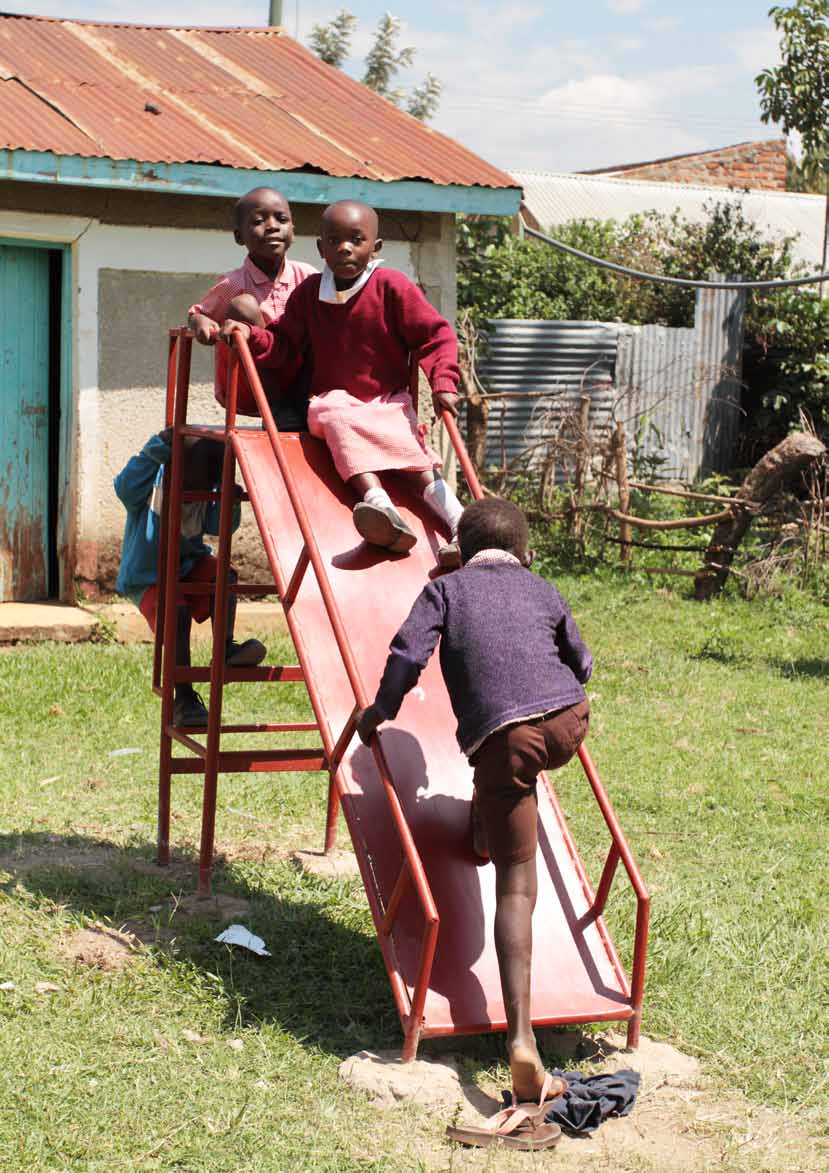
[465,548,522,567]
[318,258,382,304]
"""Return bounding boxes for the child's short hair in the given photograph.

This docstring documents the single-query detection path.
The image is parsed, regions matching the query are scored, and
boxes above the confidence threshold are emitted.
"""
[182,436,224,490]
[233,187,288,230]
[458,498,529,563]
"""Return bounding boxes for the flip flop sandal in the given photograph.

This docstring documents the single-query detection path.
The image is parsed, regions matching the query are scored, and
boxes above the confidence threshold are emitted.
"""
[512,1068,568,1107]
[353,502,417,553]
[446,1119,562,1151]
[445,1072,567,1150]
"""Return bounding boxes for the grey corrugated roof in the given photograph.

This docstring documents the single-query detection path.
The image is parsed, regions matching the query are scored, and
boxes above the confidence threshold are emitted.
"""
[511,169,825,269]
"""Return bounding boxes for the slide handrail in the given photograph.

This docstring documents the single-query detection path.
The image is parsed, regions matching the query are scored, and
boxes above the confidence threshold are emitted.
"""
[225,336,439,1056]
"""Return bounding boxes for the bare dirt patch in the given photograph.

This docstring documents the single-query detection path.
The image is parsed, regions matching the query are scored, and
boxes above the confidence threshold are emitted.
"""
[61,924,137,972]
[169,892,251,921]
[292,848,361,879]
[0,838,196,883]
[344,1031,825,1172]
[215,839,283,865]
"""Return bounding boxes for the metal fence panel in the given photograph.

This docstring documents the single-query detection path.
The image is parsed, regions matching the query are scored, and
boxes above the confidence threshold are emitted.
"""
[478,292,745,480]
[479,320,621,471]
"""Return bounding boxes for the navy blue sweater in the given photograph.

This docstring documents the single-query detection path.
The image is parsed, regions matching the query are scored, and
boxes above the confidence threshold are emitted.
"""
[373,557,593,755]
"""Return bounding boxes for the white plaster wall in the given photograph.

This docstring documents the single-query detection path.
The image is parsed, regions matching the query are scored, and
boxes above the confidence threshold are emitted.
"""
[0,207,456,589]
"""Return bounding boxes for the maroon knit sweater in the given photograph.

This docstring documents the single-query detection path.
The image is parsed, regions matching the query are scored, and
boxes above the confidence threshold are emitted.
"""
[246,268,460,404]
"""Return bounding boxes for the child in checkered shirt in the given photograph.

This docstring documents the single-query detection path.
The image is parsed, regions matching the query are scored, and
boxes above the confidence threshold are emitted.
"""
[188,187,316,342]
[188,187,317,427]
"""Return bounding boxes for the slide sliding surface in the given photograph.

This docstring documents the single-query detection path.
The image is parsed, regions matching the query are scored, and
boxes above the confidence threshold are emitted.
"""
[234,429,633,1041]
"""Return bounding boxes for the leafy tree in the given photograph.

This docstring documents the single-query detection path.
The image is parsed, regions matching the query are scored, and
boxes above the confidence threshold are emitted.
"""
[787,152,829,195]
[756,0,829,170]
[457,202,796,332]
[362,12,415,105]
[308,9,357,69]
[407,72,442,121]
[756,1,829,269]
[307,9,442,121]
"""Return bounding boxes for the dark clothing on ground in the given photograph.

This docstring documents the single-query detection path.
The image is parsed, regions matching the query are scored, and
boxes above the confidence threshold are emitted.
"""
[373,559,593,756]
[542,1067,640,1136]
[472,700,590,864]
[499,1067,640,1136]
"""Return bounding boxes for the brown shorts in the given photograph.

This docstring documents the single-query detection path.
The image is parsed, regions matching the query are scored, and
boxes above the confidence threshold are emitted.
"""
[470,700,590,866]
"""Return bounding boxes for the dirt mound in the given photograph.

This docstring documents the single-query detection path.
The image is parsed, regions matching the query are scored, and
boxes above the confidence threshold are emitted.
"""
[61,924,137,972]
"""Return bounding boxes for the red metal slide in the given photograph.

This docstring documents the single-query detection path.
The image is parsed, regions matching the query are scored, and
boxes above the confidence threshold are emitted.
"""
[156,331,649,1061]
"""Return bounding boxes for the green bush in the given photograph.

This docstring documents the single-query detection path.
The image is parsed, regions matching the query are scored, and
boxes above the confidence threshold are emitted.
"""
[457,201,826,445]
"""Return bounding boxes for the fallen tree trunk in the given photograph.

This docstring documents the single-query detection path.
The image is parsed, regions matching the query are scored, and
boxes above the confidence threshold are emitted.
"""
[694,432,826,601]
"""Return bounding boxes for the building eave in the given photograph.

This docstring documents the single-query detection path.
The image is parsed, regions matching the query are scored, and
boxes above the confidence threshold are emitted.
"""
[0,150,522,216]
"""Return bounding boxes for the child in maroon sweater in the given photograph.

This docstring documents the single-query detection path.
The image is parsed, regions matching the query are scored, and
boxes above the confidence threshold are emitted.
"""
[221,200,465,568]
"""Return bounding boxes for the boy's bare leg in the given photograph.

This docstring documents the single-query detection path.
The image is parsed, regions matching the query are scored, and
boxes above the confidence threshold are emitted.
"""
[494,854,547,1101]
[225,294,265,327]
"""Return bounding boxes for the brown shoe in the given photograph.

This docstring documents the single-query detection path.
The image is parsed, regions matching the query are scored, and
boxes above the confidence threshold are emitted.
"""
[436,540,461,570]
[353,502,416,553]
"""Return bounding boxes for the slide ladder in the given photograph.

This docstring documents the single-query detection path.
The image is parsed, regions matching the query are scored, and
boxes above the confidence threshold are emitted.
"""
[153,329,650,1060]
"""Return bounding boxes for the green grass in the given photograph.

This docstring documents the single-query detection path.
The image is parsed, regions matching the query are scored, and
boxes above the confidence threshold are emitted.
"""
[1,579,828,1169]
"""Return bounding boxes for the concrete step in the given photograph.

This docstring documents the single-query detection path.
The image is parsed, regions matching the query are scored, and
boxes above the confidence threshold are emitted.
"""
[0,602,98,644]
[87,601,287,644]
[0,600,287,645]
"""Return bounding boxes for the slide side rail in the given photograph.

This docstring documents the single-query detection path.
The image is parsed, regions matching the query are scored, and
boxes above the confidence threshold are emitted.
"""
[227,337,439,1059]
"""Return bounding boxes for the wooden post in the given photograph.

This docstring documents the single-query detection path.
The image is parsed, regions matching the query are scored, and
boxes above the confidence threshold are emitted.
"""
[459,360,489,475]
[612,422,631,568]
[573,394,591,541]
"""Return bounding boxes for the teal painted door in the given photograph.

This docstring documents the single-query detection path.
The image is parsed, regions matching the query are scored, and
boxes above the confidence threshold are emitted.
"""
[0,244,51,601]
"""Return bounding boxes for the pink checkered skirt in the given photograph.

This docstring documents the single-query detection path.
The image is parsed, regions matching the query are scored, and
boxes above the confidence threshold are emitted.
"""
[307,388,440,482]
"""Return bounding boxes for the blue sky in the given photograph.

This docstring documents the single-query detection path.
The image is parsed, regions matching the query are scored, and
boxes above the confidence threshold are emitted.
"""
[7,2,785,171]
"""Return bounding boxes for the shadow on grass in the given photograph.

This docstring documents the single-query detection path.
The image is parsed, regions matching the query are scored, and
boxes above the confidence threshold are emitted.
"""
[0,830,401,1061]
[0,831,589,1082]
[769,657,829,680]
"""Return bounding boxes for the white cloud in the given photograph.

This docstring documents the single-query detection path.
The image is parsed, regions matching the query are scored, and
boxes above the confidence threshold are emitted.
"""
[608,0,647,14]
[615,36,646,53]
[646,16,681,33]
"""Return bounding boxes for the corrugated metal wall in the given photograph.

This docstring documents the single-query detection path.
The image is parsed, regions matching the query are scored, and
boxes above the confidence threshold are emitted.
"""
[478,287,745,480]
[479,320,620,471]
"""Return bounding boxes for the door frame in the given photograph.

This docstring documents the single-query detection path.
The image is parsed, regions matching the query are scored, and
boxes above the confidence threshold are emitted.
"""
[0,237,74,600]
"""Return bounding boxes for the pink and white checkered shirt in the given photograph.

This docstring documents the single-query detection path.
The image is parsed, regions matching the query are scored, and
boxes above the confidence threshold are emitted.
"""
[189,255,318,326]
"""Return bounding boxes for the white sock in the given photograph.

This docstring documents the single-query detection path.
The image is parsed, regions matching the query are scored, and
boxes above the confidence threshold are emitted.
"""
[363,486,394,511]
[423,478,463,538]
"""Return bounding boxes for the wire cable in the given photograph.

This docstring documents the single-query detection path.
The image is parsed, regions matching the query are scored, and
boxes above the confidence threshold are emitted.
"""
[522,222,829,290]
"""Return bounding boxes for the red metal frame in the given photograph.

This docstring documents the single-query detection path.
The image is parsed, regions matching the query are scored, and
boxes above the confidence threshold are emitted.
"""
[154,328,649,1057]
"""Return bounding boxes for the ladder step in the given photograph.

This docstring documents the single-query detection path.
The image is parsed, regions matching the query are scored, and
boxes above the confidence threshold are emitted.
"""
[169,748,327,773]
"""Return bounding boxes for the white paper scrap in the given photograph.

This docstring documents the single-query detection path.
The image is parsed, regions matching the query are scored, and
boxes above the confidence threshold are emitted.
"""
[108,748,142,758]
[214,924,271,956]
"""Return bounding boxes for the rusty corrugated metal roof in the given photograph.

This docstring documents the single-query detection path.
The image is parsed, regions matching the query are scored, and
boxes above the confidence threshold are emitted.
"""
[0,13,514,189]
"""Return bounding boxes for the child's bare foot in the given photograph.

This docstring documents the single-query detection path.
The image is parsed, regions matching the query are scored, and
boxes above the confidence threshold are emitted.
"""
[509,1041,565,1104]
